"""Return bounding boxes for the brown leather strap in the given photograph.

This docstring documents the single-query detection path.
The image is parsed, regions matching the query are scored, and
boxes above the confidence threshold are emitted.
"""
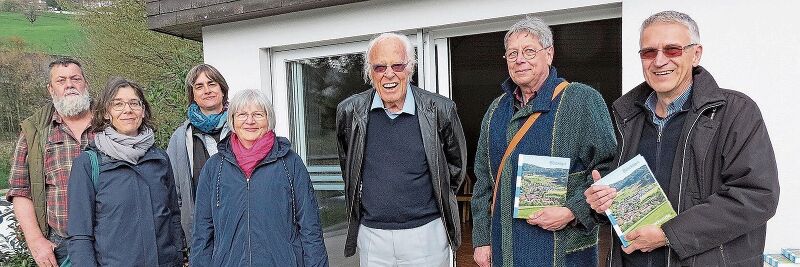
[491,80,569,215]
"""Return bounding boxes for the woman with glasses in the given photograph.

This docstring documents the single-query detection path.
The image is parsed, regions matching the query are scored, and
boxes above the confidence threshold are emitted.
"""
[67,77,183,266]
[190,89,329,267]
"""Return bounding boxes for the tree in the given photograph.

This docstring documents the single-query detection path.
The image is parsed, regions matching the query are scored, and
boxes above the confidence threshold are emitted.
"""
[23,1,38,24]
[67,0,203,147]
[0,37,49,134]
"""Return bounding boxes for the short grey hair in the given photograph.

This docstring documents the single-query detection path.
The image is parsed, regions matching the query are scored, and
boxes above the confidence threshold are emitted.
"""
[504,16,553,50]
[362,32,417,85]
[227,89,276,132]
[641,11,701,43]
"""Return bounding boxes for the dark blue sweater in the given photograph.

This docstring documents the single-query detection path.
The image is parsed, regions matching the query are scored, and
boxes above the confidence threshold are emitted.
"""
[360,110,439,230]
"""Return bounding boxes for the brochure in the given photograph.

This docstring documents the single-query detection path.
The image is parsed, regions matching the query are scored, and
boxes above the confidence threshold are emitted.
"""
[593,155,676,247]
[513,154,570,219]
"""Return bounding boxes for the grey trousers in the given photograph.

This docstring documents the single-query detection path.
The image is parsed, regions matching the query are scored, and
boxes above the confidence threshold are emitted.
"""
[357,219,451,267]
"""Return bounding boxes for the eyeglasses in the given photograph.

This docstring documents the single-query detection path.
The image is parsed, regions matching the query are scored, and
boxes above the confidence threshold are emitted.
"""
[372,62,408,73]
[504,46,550,61]
[638,43,697,59]
[235,112,267,121]
[110,100,143,111]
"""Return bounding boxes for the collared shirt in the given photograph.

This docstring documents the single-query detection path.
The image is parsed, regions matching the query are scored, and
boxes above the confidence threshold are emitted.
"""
[7,111,93,237]
[644,85,693,128]
[370,84,416,119]
[512,86,538,110]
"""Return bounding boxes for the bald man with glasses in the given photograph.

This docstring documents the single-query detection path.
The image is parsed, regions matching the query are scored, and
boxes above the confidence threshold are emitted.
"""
[584,10,779,266]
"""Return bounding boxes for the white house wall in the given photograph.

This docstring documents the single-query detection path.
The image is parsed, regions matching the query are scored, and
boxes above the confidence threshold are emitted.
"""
[623,0,799,252]
[200,0,798,253]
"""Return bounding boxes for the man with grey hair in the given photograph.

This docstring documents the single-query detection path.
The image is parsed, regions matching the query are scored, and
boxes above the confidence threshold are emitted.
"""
[585,10,778,266]
[7,58,94,267]
[336,32,467,266]
[471,16,616,266]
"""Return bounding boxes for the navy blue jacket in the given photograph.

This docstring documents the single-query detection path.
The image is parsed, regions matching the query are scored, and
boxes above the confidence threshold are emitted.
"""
[190,136,329,267]
[67,146,184,267]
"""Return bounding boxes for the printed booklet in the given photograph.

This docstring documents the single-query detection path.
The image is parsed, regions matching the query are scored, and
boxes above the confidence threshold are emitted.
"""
[765,253,800,267]
[593,155,676,247]
[513,154,570,219]
[783,249,800,263]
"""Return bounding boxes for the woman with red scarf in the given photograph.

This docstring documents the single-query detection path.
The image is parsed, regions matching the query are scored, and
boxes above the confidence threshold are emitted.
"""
[190,89,329,267]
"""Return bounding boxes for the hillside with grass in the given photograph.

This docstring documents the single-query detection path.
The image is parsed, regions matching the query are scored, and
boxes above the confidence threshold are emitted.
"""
[0,11,83,56]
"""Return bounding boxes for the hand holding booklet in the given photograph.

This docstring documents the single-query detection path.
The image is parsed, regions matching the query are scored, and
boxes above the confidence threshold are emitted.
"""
[513,154,570,219]
[593,155,676,247]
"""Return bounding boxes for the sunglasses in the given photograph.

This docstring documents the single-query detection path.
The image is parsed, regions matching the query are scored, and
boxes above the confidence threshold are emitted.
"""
[638,43,697,59]
[372,62,408,73]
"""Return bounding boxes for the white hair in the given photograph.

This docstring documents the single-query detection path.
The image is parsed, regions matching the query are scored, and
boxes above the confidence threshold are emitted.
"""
[504,16,553,50]
[226,89,276,131]
[53,91,91,117]
[362,32,417,85]
[641,10,701,43]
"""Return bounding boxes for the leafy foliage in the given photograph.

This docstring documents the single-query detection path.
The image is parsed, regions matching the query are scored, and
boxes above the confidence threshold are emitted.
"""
[68,0,202,147]
[0,37,50,134]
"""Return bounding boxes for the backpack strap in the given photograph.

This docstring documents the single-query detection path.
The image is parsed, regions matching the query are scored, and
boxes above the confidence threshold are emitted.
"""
[281,158,299,228]
[85,150,100,188]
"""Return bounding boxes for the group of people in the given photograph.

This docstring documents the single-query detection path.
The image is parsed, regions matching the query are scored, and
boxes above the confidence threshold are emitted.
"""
[5,9,778,267]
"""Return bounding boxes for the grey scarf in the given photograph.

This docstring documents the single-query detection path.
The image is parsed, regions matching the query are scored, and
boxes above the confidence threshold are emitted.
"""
[94,126,155,164]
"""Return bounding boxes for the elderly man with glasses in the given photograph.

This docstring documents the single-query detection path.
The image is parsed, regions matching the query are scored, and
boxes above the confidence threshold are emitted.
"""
[470,16,616,267]
[336,32,467,266]
[584,10,779,266]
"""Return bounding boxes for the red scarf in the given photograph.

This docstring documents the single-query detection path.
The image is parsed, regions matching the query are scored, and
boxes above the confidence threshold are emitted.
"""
[231,131,276,179]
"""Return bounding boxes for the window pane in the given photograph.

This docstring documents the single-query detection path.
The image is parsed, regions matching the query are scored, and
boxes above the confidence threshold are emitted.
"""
[288,54,368,167]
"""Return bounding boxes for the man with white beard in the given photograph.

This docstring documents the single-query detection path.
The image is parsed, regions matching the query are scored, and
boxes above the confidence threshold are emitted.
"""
[6,58,93,267]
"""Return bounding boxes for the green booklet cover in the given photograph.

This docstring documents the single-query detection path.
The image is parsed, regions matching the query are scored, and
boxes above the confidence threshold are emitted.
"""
[513,154,570,219]
[593,155,676,247]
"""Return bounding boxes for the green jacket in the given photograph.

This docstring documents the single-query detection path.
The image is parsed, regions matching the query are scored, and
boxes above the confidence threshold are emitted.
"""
[18,104,56,237]
[472,82,617,266]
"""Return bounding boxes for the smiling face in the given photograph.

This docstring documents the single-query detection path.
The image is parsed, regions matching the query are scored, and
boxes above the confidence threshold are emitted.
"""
[640,22,702,99]
[105,86,144,136]
[505,32,553,92]
[232,104,269,148]
[192,72,224,114]
[368,37,410,111]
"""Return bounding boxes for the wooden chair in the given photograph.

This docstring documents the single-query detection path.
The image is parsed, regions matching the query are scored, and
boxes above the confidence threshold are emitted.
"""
[456,173,474,224]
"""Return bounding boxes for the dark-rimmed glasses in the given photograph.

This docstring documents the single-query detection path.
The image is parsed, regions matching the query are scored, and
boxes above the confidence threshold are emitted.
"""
[638,43,697,59]
[504,46,550,61]
[372,62,408,73]
[110,100,143,111]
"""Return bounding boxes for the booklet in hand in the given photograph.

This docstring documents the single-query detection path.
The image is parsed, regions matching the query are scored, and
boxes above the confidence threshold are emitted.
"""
[593,155,676,247]
[513,154,570,219]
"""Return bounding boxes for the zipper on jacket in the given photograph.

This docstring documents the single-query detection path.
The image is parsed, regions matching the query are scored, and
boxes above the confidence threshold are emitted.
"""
[719,244,727,267]
[247,178,252,266]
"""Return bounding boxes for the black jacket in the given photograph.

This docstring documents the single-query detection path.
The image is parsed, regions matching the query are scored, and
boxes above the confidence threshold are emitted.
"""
[605,66,779,266]
[335,86,467,257]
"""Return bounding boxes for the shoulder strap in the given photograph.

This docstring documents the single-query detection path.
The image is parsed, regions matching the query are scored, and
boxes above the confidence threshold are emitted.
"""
[490,81,569,215]
[86,150,100,188]
[281,158,299,227]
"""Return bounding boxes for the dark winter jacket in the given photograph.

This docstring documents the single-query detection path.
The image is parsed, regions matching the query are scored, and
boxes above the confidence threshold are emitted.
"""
[605,66,779,266]
[190,136,329,267]
[335,86,467,257]
[67,146,184,267]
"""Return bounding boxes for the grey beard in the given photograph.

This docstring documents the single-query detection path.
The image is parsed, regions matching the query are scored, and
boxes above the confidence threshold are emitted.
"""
[53,93,91,117]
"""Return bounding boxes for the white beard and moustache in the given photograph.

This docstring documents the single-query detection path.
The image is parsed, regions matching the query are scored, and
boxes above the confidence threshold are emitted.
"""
[53,89,92,117]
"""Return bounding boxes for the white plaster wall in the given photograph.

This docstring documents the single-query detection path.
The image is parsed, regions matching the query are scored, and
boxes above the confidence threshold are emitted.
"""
[623,0,800,252]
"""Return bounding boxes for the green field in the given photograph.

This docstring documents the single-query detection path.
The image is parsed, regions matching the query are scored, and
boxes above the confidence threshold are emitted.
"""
[0,11,83,55]
[621,200,676,236]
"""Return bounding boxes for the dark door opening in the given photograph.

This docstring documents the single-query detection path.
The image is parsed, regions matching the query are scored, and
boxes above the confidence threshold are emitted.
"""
[450,18,621,267]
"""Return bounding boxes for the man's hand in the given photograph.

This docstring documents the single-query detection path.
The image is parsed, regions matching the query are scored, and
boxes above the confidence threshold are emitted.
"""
[473,246,491,267]
[584,170,616,213]
[27,236,57,267]
[526,207,575,231]
[621,225,668,254]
